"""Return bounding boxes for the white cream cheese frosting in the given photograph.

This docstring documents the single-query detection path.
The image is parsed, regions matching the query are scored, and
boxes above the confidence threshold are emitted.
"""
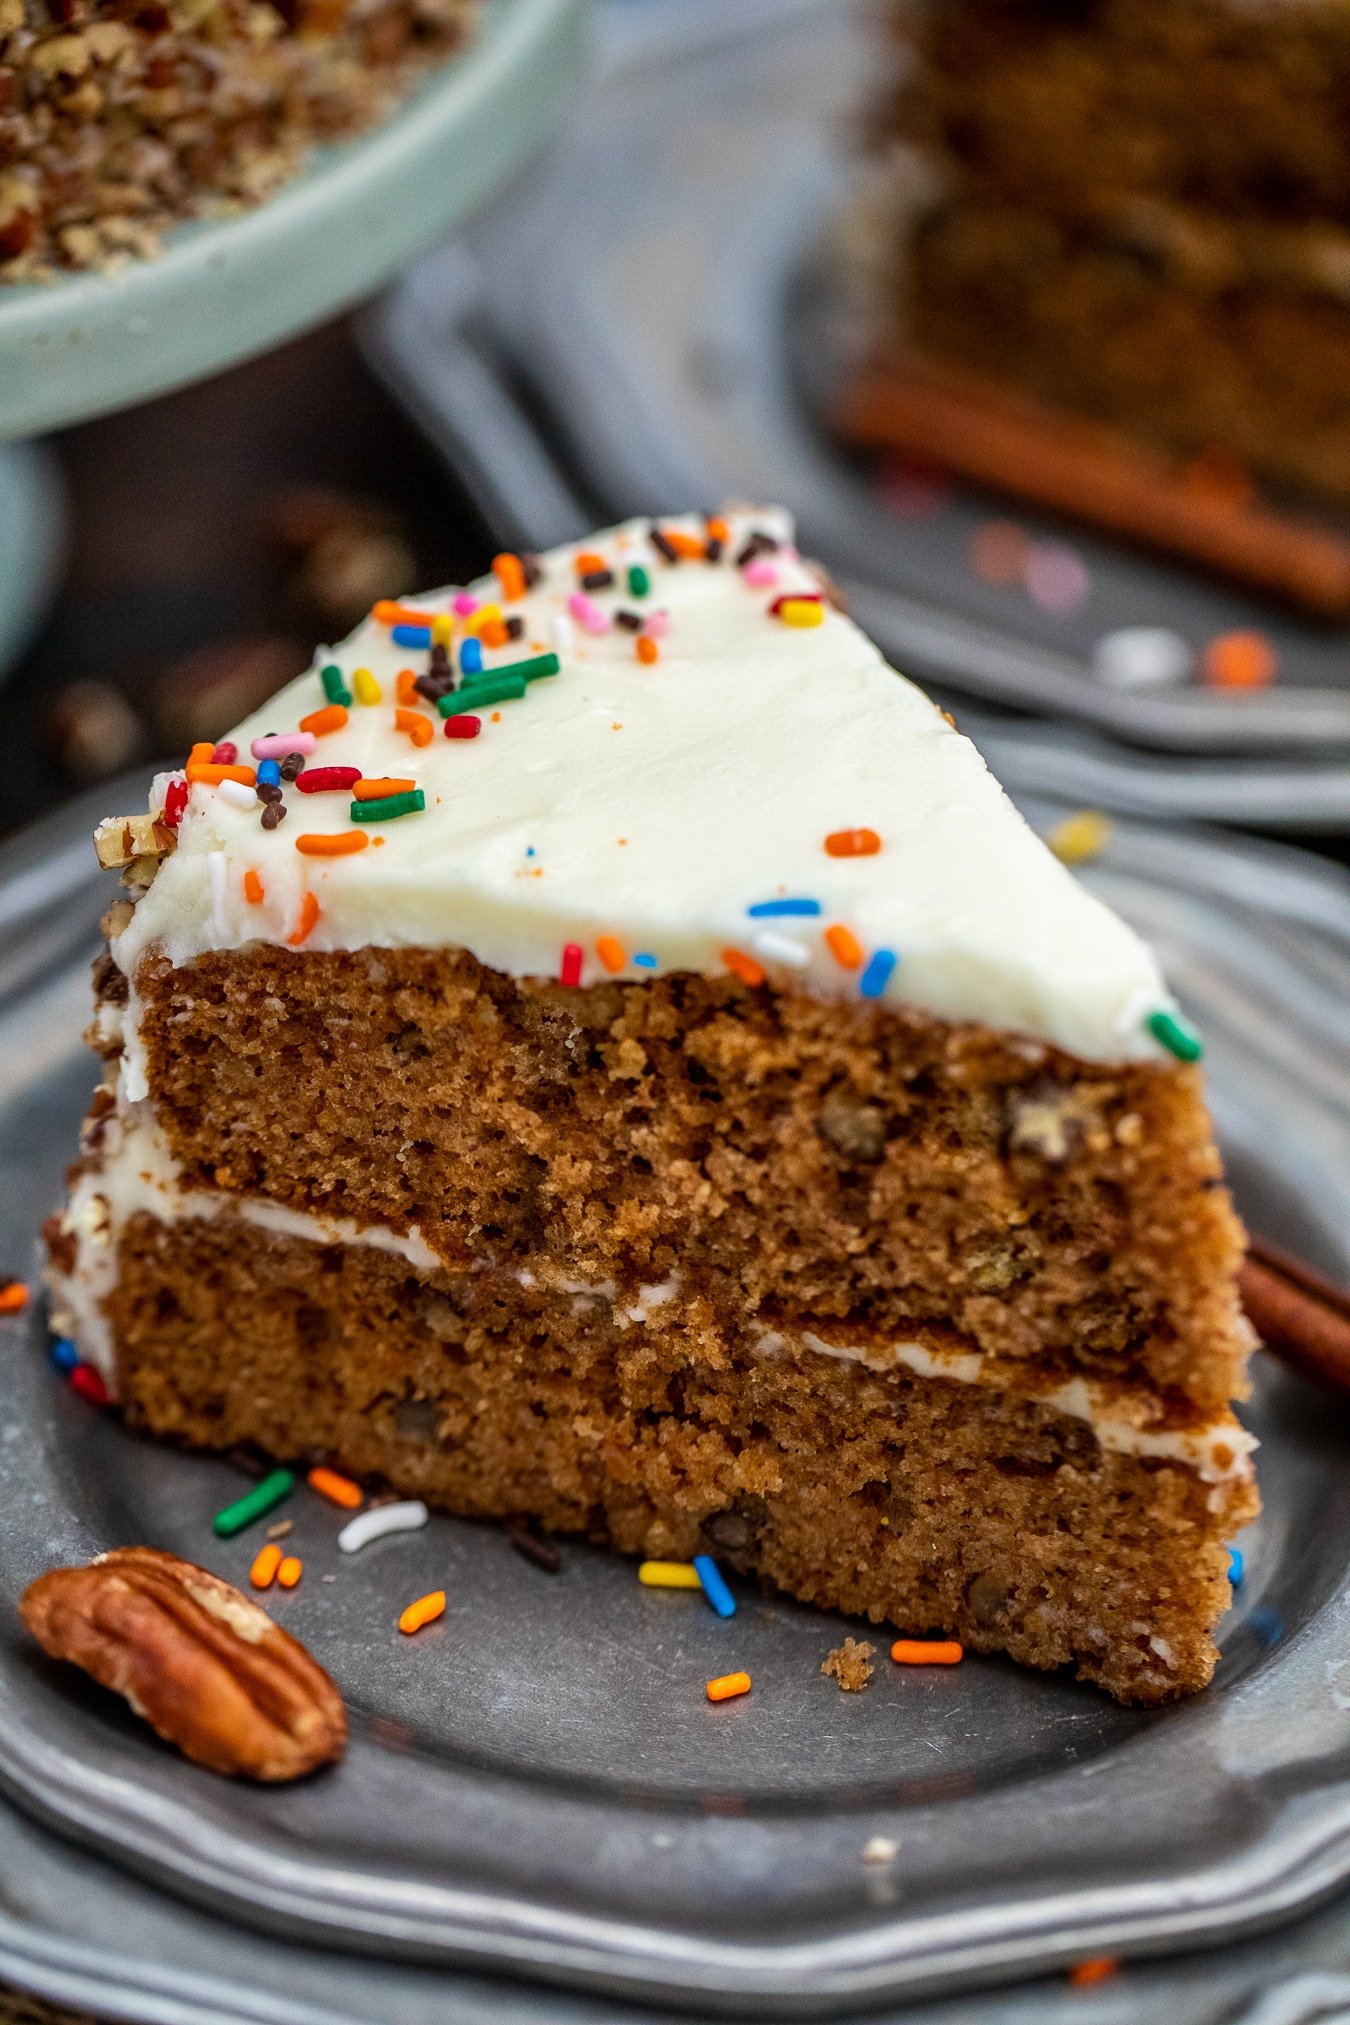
[111,506,1177,1064]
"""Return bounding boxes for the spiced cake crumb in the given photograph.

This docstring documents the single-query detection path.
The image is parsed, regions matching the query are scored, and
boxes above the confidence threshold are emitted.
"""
[823,1637,876,1692]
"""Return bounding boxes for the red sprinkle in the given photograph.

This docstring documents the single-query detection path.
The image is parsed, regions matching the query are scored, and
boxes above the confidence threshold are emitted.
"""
[295,767,363,794]
[768,591,822,617]
[162,778,189,828]
[69,1363,110,1407]
[560,943,583,987]
[443,714,482,740]
[211,742,238,765]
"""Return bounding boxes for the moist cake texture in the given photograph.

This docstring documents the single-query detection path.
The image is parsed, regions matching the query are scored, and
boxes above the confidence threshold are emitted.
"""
[877,0,1350,508]
[47,506,1258,1704]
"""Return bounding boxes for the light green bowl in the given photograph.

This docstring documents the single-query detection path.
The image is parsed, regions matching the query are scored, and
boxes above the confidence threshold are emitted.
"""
[0,0,592,441]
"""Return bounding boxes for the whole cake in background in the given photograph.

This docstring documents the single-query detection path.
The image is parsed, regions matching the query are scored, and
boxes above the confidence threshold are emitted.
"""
[0,0,474,278]
[876,0,1350,510]
[46,506,1258,1705]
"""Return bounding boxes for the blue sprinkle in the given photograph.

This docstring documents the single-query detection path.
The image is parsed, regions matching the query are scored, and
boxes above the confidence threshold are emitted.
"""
[1248,1604,1283,1648]
[693,1554,736,1619]
[49,1337,79,1375]
[1228,1546,1244,1586]
[859,949,897,999]
[391,623,432,649]
[525,846,536,859]
[633,953,658,969]
[256,758,281,789]
[460,638,484,677]
[747,898,822,919]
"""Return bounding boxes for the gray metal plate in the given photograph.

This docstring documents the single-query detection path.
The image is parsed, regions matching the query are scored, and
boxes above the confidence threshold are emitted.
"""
[367,0,1350,810]
[0,779,1349,2015]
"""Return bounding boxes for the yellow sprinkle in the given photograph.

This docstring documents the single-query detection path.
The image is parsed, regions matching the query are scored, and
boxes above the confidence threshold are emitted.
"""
[1048,810,1112,866]
[431,613,454,648]
[464,602,502,637]
[780,599,825,628]
[639,1561,703,1589]
[352,666,382,706]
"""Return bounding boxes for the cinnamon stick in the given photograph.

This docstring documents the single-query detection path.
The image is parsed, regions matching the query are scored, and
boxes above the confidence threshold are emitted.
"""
[836,354,1350,617]
[1239,1234,1350,1394]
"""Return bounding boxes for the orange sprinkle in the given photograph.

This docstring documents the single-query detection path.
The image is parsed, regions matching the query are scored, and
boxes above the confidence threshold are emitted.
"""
[352,776,416,801]
[185,763,256,787]
[187,741,214,766]
[636,635,659,665]
[574,549,606,574]
[824,924,863,970]
[1202,629,1277,690]
[308,1465,362,1509]
[250,1543,283,1590]
[479,618,510,650]
[399,1590,446,1635]
[824,828,881,858]
[0,1281,30,1315]
[706,515,730,544]
[396,668,419,706]
[595,934,626,974]
[1068,1959,1119,1988]
[287,891,321,947]
[969,519,1031,587]
[891,1638,964,1666]
[299,704,348,738]
[395,707,434,747]
[277,1556,303,1590]
[706,1671,751,1703]
[373,599,435,626]
[722,947,766,989]
[294,832,369,858]
[493,553,527,601]
[242,869,264,905]
[463,602,502,637]
[664,530,706,560]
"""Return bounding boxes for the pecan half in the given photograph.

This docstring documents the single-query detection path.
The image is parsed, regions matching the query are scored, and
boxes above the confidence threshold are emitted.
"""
[20,1547,346,1781]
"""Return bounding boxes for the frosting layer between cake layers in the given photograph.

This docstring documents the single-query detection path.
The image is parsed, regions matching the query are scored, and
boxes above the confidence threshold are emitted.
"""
[50,1109,1257,1487]
[110,507,1174,1065]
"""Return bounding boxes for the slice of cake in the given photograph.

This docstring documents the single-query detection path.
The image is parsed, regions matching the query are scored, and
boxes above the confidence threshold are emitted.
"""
[46,507,1258,1704]
[867,0,1350,512]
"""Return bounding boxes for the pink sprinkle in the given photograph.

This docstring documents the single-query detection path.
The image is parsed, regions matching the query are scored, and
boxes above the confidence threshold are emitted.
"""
[295,766,362,793]
[69,1363,110,1407]
[568,591,611,636]
[642,609,670,639]
[743,559,777,588]
[444,714,481,740]
[1025,543,1091,614]
[252,732,317,759]
[452,593,478,617]
[560,942,583,987]
[211,741,238,765]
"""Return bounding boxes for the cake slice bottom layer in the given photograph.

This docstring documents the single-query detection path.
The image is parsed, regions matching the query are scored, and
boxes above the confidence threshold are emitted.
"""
[91,1210,1256,1704]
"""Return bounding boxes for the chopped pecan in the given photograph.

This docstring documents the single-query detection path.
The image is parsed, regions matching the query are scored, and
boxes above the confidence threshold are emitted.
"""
[20,1546,346,1781]
[92,812,175,870]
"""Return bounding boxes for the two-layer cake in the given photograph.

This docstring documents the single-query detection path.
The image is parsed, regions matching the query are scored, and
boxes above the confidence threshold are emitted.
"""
[46,507,1258,1702]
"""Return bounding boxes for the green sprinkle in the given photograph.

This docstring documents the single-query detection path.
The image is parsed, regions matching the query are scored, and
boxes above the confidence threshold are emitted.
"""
[627,565,650,599]
[350,789,426,822]
[320,663,352,708]
[1147,1008,1204,1062]
[504,651,561,683]
[440,674,527,712]
[213,1468,294,1538]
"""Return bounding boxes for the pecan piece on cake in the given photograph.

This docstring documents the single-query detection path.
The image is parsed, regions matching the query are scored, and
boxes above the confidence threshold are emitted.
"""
[20,1546,346,1781]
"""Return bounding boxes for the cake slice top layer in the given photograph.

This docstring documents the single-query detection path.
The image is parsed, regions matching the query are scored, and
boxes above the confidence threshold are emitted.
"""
[114,506,1178,1064]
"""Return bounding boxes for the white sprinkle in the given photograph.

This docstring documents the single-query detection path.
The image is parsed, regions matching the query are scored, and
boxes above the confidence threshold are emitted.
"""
[551,612,575,654]
[863,1836,899,1864]
[1091,626,1193,690]
[753,930,810,968]
[217,778,258,809]
[338,1499,430,1554]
